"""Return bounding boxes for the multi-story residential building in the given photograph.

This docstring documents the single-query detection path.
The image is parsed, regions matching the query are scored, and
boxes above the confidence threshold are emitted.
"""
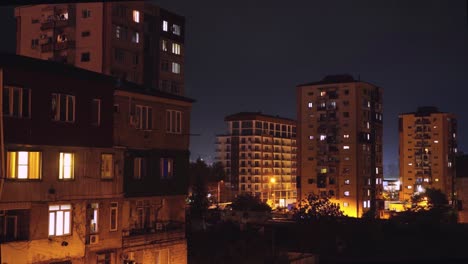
[456,154,468,223]
[399,106,457,202]
[297,75,384,218]
[0,53,192,263]
[15,1,185,95]
[216,112,297,208]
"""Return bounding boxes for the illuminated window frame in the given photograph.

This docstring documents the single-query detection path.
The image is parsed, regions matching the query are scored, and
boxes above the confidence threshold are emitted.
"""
[172,43,181,55]
[162,20,168,31]
[49,204,72,236]
[6,151,42,180]
[100,154,113,179]
[51,93,75,122]
[110,202,118,231]
[59,152,74,180]
[132,10,140,23]
[166,110,182,134]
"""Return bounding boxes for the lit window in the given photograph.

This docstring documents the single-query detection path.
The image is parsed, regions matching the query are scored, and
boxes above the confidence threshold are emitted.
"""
[162,20,168,31]
[424,178,430,182]
[309,135,314,140]
[307,102,313,108]
[132,32,140,43]
[115,26,121,39]
[3,86,31,118]
[172,43,181,55]
[343,134,349,138]
[49,204,71,236]
[366,122,370,129]
[363,201,368,208]
[161,40,168,51]
[453,133,456,139]
[344,157,350,161]
[172,24,181,35]
[134,105,153,130]
[166,110,182,134]
[6,151,41,179]
[376,167,379,174]
[343,146,350,150]
[344,179,350,185]
[344,191,350,197]
[132,10,140,23]
[80,52,90,62]
[435,178,439,182]
[171,62,181,74]
[110,202,118,231]
[320,91,326,96]
[319,135,326,141]
[88,203,98,233]
[320,168,327,173]
[408,163,413,166]
[160,158,174,179]
[407,185,412,189]
[101,154,113,179]
[51,93,75,122]
[367,134,370,140]
[92,99,101,126]
[448,162,452,168]
[343,202,349,207]
[59,153,74,180]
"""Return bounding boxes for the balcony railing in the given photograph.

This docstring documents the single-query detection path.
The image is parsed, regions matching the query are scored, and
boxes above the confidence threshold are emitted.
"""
[122,221,185,248]
[41,19,71,30]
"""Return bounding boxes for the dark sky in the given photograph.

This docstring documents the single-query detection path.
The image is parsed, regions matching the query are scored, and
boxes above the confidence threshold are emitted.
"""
[1,1,468,177]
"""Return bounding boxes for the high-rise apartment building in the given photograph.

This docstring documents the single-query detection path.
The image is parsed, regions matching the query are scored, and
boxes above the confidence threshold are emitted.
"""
[399,107,457,202]
[216,112,297,207]
[297,75,383,217]
[15,1,185,95]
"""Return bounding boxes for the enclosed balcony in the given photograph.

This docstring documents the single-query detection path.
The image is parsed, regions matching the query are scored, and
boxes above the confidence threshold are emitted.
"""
[122,221,185,248]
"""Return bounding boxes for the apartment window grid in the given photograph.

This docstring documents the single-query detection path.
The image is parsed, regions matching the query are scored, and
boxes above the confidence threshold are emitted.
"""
[6,151,41,180]
[134,105,153,130]
[59,152,74,180]
[51,93,75,122]
[166,110,182,134]
[48,204,72,236]
[3,86,30,118]
[101,154,113,179]
[110,202,118,231]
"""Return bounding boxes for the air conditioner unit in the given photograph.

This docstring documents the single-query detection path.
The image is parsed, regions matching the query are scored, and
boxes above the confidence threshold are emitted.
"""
[89,234,99,244]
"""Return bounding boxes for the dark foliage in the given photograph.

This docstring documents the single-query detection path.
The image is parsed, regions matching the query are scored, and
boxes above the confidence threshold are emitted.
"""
[293,193,344,221]
[231,193,272,212]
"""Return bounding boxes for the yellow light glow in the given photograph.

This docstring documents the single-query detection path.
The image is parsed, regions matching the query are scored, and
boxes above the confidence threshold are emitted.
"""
[270,178,276,184]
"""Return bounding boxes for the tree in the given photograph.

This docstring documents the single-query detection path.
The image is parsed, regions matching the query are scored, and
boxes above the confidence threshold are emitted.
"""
[293,193,344,221]
[231,193,271,212]
[188,158,210,218]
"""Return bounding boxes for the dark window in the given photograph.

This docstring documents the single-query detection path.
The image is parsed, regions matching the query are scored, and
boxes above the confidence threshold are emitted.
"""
[81,31,90,37]
[82,9,91,18]
[81,52,90,62]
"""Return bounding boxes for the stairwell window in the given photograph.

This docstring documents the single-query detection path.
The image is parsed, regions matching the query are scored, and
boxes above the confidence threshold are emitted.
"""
[51,93,75,122]
[59,152,74,180]
[49,204,72,236]
[6,151,41,179]
[3,86,30,118]
[172,24,181,35]
[162,20,168,31]
[166,110,182,134]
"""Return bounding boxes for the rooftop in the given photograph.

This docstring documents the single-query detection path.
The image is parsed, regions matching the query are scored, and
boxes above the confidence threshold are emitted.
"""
[297,74,379,87]
[224,112,296,124]
[0,52,194,103]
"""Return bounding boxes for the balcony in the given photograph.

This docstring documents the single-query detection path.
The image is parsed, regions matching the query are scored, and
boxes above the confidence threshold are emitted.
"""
[41,19,71,30]
[123,221,185,248]
[40,40,76,52]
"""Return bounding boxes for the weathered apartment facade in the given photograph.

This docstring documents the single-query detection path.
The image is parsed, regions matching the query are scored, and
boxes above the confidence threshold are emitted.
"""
[0,54,192,263]
[399,106,457,202]
[216,112,298,207]
[297,75,384,217]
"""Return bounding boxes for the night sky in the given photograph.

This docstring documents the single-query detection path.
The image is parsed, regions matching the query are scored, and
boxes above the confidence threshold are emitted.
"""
[1,1,468,177]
